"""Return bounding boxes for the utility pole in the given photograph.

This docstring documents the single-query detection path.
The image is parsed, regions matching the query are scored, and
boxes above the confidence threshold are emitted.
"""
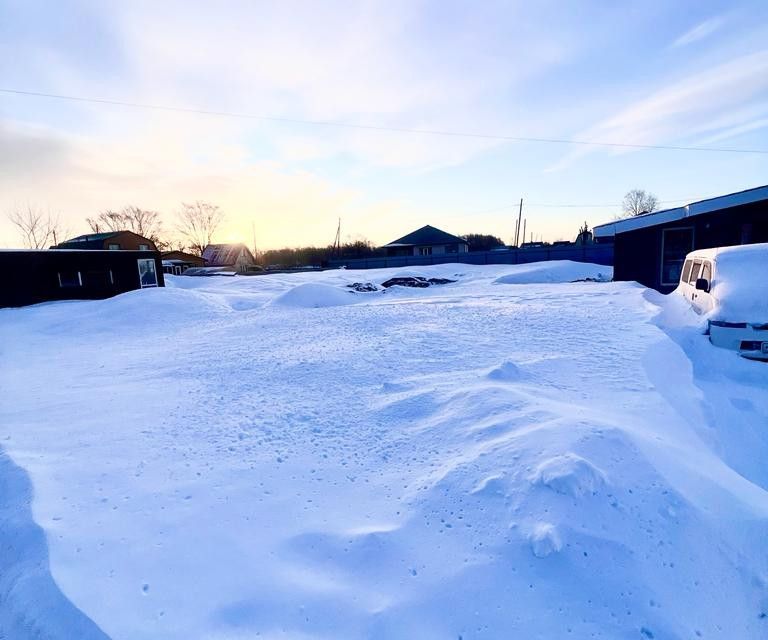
[515,198,523,247]
[251,221,257,261]
[522,219,527,247]
[332,218,341,257]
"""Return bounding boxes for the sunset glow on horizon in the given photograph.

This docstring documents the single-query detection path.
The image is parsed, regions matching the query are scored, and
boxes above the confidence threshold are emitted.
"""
[2,1,768,250]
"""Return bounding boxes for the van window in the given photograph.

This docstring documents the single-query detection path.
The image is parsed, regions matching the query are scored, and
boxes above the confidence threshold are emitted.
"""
[681,259,693,284]
[688,260,702,284]
[700,261,712,283]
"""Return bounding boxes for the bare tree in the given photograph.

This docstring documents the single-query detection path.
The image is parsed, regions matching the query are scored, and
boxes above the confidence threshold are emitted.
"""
[8,205,68,249]
[87,206,164,245]
[176,201,224,255]
[621,189,659,218]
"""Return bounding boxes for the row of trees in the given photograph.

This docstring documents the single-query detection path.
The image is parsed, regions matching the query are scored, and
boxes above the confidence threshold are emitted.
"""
[7,201,224,255]
[7,189,660,256]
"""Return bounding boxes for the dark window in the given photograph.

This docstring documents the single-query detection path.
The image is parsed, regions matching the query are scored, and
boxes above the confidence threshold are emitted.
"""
[445,244,458,253]
[82,270,114,287]
[681,259,693,284]
[58,271,82,288]
[138,244,150,251]
[418,247,432,256]
[137,258,158,288]
[661,227,694,286]
[108,243,120,250]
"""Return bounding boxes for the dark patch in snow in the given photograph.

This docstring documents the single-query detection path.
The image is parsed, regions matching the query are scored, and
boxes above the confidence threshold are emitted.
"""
[346,282,380,292]
[380,277,456,288]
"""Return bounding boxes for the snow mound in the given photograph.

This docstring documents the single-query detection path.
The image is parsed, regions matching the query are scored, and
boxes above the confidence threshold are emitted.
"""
[486,360,524,382]
[470,473,507,496]
[530,453,607,497]
[494,260,612,284]
[270,283,360,308]
[528,522,562,558]
[27,287,229,337]
[0,450,108,638]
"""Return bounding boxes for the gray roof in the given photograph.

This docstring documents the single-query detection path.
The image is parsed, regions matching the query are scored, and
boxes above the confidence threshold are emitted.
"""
[382,225,467,247]
[594,184,768,238]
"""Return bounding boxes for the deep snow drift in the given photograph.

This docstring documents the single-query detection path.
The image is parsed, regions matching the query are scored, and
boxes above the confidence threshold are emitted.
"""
[1,260,767,640]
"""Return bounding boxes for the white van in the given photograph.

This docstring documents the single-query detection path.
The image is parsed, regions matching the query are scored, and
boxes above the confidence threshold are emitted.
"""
[676,243,768,360]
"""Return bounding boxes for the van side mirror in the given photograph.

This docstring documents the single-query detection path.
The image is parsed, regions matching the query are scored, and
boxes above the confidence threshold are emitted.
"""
[695,278,710,292]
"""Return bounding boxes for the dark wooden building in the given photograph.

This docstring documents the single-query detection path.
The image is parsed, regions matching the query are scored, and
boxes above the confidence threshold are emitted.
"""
[382,225,470,257]
[161,250,206,275]
[593,185,768,292]
[54,230,158,251]
[0,250,164,308]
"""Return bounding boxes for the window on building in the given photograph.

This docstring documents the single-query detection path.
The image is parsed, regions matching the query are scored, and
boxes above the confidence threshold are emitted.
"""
[138,244,150,251]
[660,227,694,286]
[83,270,113,287]
[108,243,120,250]
[418,246,432,256]
[137,258,158,288]
[58,271,82,288]
[445,244,457,253]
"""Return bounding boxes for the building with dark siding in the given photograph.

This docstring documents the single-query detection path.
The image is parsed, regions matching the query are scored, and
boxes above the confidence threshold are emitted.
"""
[0,250,164,308]
[593,185,768,293]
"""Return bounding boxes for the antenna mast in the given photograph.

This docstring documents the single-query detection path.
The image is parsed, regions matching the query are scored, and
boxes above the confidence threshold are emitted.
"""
[332,218,341,257]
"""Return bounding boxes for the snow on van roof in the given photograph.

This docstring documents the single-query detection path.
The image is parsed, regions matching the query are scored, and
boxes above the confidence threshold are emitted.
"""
[701,243,768,322]
[687,241,768,261]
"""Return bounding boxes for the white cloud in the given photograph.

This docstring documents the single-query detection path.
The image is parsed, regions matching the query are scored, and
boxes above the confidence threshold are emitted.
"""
[81,0,575,171]
[697,117,768,145]
[548,49,768,171]
[671,16,726,48]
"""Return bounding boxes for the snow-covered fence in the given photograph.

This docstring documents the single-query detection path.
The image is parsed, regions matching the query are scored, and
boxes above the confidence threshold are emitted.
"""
[327,244,613,270]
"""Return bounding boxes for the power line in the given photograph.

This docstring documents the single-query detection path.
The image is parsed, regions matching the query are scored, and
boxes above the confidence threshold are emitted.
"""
[2,88,768,155]
[468,197,698,216]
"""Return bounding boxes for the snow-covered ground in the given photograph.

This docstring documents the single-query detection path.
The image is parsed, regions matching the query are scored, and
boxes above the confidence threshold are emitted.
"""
[1,261,767,640]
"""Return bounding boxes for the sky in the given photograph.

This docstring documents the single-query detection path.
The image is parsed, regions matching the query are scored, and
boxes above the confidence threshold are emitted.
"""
[1,0,767,250]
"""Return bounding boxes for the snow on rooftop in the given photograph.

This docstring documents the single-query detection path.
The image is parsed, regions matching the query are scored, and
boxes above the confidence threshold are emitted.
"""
[594,184,768,237]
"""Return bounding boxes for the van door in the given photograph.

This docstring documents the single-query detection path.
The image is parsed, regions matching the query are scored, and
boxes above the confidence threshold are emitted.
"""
[679,258,694,297]
[684,259,702,307]
[694,260,715,314]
